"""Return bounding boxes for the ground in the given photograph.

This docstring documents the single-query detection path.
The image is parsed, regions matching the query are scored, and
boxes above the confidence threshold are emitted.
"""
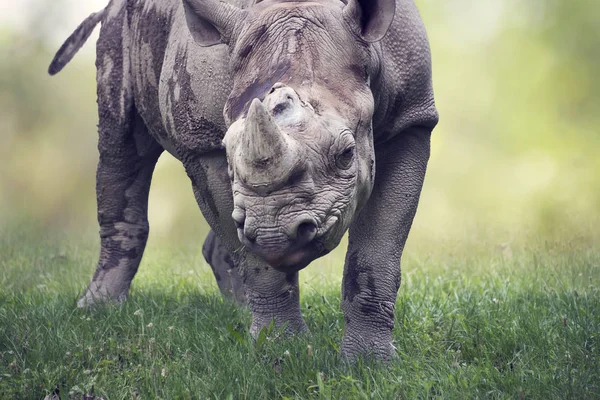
[0,226,598,399]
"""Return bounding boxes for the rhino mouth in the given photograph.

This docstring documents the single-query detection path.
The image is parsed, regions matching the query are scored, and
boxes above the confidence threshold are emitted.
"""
[241,215,338,272]
[259,236,329,273]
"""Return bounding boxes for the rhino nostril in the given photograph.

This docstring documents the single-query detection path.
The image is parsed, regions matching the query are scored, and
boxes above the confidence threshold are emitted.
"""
[239,225,258,244]
[293,219,317,245]
[232,208,246,229]
[272,102,290,116]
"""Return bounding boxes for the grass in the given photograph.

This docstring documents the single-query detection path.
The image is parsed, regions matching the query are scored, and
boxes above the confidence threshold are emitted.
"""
[0,227,598,399]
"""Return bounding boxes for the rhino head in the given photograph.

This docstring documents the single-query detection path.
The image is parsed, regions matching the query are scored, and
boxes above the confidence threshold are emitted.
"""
[183,0,395,271]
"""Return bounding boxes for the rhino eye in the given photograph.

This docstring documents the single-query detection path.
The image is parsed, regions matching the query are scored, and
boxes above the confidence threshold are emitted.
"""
[336,146,355,170]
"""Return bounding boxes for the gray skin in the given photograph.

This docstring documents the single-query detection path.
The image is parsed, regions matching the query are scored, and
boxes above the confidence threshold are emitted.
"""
[49,0,438,360]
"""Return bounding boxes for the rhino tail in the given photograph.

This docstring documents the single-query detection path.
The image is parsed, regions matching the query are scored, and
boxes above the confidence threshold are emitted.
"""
[48,8,107,76]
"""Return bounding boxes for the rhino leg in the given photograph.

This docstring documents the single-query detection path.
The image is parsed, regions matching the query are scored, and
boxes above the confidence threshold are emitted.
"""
[78,122,162,307]
[341,126,431,360]
[202,229,246,304]
[78,9,163,307]
[242,255,307,336]
[186,152,307,334]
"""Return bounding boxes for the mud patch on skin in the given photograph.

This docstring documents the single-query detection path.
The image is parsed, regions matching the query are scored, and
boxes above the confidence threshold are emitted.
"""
[89,223,149,302]
[105,0,127,22]
[168,47,225,153]
[96,223,148,270]
[343,251,394,321]
[343,251,361,302]
[343,250,377,303]
[96,5,129,142]
[130,3,174,141]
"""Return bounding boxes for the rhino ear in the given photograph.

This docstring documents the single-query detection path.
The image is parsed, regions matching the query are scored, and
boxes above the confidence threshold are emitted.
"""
[343,0,396,43]
[183,0,247,46]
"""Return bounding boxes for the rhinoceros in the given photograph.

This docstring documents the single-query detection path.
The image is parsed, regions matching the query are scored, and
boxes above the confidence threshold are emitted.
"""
[50,0,438,359]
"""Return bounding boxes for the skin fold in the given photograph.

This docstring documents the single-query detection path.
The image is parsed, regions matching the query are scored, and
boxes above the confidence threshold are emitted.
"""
[50,0,438,360]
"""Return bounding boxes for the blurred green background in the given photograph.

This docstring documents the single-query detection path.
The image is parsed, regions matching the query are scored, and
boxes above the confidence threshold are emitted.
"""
[1,0,598,257]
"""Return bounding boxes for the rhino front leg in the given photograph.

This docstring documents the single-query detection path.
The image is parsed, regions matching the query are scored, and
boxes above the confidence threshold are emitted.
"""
[186,152,307,334]
[242,256,308,336]
[202,229,246,304]
[341,126,431,360]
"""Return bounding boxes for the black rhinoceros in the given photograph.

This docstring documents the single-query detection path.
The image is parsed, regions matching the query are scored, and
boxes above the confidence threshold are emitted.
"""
[50,0,438,360]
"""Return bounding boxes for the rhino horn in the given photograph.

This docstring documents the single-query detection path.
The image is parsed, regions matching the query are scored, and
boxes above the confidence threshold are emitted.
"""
[243,98,288,168]
[238,99,299,190]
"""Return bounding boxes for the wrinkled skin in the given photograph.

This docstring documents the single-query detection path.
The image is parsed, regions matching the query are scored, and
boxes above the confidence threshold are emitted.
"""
[51,0,438,360]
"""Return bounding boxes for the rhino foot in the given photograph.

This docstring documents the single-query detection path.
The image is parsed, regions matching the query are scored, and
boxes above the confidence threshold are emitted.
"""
[244,261,308,339]
[249,313,308,338]
[340,329,397,362]
[76,281,129,308]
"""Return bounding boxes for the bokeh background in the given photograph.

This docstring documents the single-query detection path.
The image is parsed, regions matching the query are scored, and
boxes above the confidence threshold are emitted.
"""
[1,0,598,262]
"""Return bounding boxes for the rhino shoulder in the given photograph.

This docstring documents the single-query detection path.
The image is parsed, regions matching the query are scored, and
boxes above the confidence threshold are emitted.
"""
[373,0,439,143]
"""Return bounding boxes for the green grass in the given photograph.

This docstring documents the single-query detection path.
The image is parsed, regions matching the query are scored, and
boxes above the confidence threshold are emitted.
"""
[0,228,598,399]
